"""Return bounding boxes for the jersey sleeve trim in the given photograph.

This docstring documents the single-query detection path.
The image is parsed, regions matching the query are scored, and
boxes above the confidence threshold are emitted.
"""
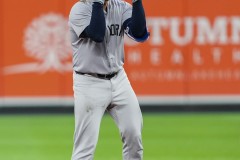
[125,26,150,43]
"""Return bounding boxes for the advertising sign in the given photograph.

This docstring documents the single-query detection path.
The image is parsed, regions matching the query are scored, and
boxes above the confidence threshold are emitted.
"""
[0,0,240,106]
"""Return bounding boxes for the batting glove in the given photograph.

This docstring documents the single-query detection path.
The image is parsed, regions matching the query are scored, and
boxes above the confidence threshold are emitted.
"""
[93,0,105,5]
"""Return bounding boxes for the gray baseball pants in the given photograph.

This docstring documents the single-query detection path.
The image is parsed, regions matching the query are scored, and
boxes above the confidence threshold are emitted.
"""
[72,69,143,160]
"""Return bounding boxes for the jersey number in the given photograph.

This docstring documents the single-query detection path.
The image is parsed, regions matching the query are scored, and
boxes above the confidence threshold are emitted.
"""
[108,24,123,36]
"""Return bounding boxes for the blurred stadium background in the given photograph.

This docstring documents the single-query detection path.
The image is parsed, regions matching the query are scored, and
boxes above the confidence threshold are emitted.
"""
[0,0,240,160]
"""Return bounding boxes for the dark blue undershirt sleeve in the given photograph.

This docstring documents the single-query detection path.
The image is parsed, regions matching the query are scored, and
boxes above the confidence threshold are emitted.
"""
[80,2,106,43]
[123,0,149,42]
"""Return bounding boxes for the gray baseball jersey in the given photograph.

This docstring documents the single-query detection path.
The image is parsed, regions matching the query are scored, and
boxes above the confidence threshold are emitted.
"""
[69,0,132,74]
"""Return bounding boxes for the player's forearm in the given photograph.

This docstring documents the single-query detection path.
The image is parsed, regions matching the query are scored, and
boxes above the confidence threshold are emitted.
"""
[85,2,106,42]
[131,0,147,38]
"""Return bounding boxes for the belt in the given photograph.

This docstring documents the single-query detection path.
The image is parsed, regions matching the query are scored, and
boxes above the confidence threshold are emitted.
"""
[75,71,118,80]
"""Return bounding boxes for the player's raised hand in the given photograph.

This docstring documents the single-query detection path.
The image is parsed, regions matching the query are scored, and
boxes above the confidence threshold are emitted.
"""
[93,0,105,5]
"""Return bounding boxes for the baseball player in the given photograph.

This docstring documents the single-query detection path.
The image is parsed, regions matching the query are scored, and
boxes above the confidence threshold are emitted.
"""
[69,0,149,159]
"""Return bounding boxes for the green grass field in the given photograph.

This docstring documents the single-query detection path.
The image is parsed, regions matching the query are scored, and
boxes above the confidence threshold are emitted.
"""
[0,113,240,160]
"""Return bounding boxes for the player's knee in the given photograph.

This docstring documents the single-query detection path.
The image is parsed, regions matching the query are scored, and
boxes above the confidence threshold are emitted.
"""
[121,126,142,142]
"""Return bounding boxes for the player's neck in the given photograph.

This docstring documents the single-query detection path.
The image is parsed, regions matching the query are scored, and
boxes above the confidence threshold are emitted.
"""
[103,1,108,12]
[104,6,108,12]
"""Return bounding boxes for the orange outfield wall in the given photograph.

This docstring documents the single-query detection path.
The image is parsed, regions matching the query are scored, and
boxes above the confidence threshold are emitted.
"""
[0,0,240,105]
